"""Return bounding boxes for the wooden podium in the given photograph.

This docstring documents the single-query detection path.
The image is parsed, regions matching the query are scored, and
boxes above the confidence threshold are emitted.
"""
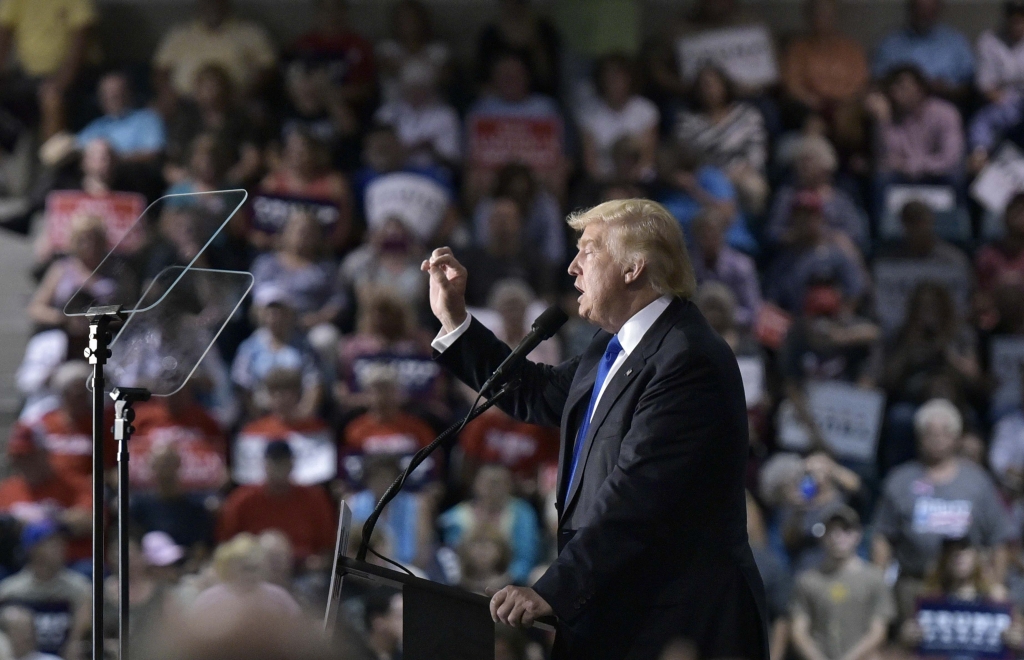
[323,502,505,660]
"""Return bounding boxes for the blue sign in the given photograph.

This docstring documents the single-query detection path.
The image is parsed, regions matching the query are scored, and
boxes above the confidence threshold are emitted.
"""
[917,599,1013,659]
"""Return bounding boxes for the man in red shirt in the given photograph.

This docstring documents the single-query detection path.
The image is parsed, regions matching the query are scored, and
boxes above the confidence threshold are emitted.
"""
[459,406,559,497]
[218,441,335,566]
[8,361,114,481]
[0,432,91,564]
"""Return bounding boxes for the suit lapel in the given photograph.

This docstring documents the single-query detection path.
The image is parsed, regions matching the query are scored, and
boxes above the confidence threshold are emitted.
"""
[556,356,601,506]
[558,298,687,524]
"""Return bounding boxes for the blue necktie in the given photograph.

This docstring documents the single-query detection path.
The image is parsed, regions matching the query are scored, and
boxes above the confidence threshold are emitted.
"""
[565,335,623,498]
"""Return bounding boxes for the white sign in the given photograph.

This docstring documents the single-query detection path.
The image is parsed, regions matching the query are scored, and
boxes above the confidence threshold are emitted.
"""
[777,381,886,461]
[971,142,1024,215]
[881,185,969,241]
[676,25,779,88]
[233,428,337,485]
[872,259,971,334]
[737,356,765,408]
[990,336,1024,413]
[364,172,450,242]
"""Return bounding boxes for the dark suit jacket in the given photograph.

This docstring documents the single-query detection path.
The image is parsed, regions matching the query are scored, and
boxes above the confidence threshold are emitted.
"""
[436,297,768,660]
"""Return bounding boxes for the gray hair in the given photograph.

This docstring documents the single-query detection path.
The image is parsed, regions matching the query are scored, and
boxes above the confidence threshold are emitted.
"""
[914,398,963,438]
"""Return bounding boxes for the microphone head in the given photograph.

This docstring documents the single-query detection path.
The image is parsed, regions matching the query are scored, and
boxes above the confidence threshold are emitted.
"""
[531,305,569,340]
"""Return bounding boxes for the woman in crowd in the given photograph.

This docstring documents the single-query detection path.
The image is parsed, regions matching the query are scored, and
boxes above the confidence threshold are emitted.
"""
[675,66,770,215]
[578,54,659,184]
[376,0,452,105]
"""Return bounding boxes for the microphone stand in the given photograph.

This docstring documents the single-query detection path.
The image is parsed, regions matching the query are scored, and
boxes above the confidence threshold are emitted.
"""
[356,376,521,562]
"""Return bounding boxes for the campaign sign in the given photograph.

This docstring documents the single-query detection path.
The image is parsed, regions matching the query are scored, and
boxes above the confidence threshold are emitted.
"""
[364,172,450,242]
[971,142,1024,217]
[676,25,779,88]
[44,190,146,253]
[916,599,1012,659]
[990,336,1024,413]
[872,259,971,334]
[468,115,563,171]
[233,427,337,486]
[349,354,442,400]
[881,185,971,242]
[251,193,341,234]
[777,381,886,461]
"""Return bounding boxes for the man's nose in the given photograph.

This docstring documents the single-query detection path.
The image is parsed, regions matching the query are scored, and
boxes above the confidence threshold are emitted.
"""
[568,254,580,276]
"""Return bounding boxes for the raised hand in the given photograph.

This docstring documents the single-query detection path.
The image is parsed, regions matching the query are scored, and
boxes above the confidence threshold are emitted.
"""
[420,247,468,333]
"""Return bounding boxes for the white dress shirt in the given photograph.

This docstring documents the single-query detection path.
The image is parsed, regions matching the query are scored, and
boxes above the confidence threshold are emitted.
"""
[433,295,673,423]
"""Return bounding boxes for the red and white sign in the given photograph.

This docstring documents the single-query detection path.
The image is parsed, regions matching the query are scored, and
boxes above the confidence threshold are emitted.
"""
[468,116,563,171]
[44,190,146,254]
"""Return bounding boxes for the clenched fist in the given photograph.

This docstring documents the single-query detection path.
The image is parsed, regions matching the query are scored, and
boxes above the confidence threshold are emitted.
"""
[420,247,468,333]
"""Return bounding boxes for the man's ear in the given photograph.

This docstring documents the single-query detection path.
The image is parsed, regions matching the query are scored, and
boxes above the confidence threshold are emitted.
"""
[623,258,646,285]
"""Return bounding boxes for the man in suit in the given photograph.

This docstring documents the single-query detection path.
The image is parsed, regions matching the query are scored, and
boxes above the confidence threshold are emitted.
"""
[421,199,768,660]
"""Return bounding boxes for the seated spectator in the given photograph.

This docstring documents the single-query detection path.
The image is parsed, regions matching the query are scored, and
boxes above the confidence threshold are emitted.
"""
[256,127,354,252]
[0,605,56,660]
[873,0,975,99]
[130,444,216,556]
[376,1,451,105]
[152,0,277,106]
[458,527,513,595]
[75,71,165,162]
[865,65,965,184]
[0,0,96,140]
[459,197,554,306]
[354,124,459,247]
[7,361,110,482]
[898,537,1020,647]
[578,54,659,184]
[0,522,89,657]
[766,135,868,250]
[335,286,439,414]
[872,399,1017,622]
[30,191,117,318]
[439,464,539,586]
[790,507,894,660]
[976,193,1024,332]
[475,0,561,97]
[339,217,427,315]
[231,286,323,420]
[343,365,436,485]
[881,283,981,470]
[347,455,428,569]
[102,531,178,652]
[976,0,1024,104]
[765,197,867,313]
[0,434,91,565]
[192,532,300,619]
[128,385,228,495]
[234,368,336,487]
[772,453,863,571]
[459,405,558,500]
[654,139,753,253]
[480,279,561,365]
[251,212,347,338]
[362,589,403,660]
[675,66,769,215]
[163,64,262,187]
[877,200,972,272]
[464,52,567,203]
[288,0,375,132]
[279,57,357,171]
[472,163,565,268]
[164,132,230,196]
[781,0,869,147]
[691,211,762,329]
[374,62,461,172]
[217,442,335,566]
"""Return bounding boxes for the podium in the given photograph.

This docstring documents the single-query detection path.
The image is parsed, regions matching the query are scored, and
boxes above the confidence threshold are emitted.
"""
[324,502,499,660]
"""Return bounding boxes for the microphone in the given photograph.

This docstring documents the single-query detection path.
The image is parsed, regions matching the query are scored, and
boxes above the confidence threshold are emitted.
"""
[483,305,569,392]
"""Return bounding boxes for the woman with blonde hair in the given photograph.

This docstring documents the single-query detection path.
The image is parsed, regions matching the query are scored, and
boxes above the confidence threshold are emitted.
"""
[191,533,300,621]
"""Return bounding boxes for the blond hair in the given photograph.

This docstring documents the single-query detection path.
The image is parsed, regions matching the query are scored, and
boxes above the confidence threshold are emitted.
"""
[213,533,265,582]
[567,199,696,299]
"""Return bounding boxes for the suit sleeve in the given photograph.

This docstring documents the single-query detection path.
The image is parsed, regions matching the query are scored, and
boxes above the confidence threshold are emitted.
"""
[434,317,581,428]
[532,352,740,623]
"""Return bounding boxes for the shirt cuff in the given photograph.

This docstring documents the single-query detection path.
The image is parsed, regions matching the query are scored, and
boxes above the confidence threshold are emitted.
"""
[431,314,472,353]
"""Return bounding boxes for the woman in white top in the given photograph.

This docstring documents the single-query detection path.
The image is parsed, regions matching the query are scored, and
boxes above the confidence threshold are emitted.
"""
[376,0,452,104]
[578,54,660,183]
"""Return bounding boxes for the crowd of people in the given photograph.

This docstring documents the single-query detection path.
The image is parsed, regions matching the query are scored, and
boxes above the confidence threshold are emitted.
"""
[4,0,1024,657]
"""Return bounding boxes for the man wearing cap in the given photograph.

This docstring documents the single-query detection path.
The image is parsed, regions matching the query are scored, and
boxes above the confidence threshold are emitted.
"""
[217,440,335,567]
[791,506,895,660]
[0,521,89,658]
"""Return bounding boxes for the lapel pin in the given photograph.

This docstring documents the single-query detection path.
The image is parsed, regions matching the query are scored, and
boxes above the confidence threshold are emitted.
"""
[626,369,633,376]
